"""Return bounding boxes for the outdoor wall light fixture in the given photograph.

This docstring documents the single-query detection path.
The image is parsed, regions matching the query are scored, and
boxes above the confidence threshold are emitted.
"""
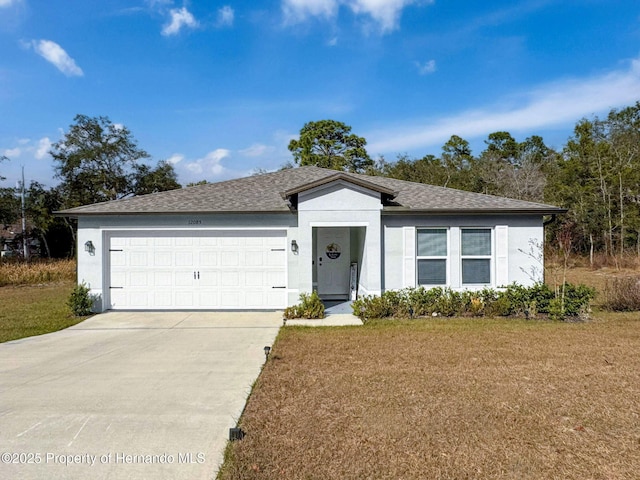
[84,240,95,255]
[264,345,271,360]
[291,239,299,253]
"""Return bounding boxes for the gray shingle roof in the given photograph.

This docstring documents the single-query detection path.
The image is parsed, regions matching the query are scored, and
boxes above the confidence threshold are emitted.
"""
[57,166,565,216]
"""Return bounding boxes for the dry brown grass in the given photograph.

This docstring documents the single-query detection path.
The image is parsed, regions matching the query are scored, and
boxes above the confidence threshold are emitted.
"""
[0,258,76,286]
[547,265,640,308]
[219,315,640,480]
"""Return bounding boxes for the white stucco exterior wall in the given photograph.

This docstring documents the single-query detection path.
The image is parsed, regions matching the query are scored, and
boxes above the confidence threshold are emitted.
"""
[383,214,544,291]
[296,181,383,297]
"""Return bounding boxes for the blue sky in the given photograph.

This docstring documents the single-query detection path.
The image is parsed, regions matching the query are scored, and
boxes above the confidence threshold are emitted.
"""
[1,0,639,188]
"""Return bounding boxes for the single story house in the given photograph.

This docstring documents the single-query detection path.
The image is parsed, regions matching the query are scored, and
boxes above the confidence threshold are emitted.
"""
[58,166,565,312]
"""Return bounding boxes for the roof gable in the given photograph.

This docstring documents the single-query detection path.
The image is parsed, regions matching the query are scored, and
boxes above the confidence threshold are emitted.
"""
[281,172,398,199]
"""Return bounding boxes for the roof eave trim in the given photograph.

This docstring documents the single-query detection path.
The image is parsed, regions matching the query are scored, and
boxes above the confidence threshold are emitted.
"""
[382,207,568,215]
[281,172,398,199]
[54,209,293,218]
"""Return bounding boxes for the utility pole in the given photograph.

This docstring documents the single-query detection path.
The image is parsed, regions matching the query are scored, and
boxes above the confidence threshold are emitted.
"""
[21,166,28,260]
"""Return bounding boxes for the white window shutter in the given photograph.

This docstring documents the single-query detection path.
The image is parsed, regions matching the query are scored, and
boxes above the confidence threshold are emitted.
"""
[403,227,416,288]
[495,225,509,287]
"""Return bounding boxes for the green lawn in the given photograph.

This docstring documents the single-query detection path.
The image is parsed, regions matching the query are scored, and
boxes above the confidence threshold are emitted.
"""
[0,282,88,343]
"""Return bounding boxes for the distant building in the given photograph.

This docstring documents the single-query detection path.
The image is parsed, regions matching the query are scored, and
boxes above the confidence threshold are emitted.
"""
[1,223,39,258]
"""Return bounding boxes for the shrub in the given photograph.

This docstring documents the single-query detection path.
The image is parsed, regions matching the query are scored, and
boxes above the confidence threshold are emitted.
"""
[601,276,640,311]
[352,282,594,322]
[561,283,596,317]
[67,282,94,316]
[284,291,325,319]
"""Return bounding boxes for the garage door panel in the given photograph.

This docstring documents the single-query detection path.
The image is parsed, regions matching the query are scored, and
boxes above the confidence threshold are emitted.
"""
[129,291,149,307]
[175,252,194,266]
[154,271,172,287]
[130,237,149,247]
[175,270,195,287]
[266,250,285,266]
[220,291,241,307]
[109,231,286,310]
[266,291,286,308]
[129,271,150,288]
[221,251,239,266]
[111,250,126,267]
[266,270,286,286]
[129,251,149,267]
[199,270,218,287]
[175,291,194,307]
[154,251,172,267]
[154,290,173,307]
[221,271,240,287]
[199,251,218,267]
[222,238,239,246]
[110,289,126,308]
[245,271,264,287]
[245,250,263,266]
[199,237,218,247]
[198,291,219,308]
[245,291,265,307]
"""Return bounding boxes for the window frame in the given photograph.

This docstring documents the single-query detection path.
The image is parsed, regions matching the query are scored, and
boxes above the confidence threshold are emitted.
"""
[460,227,493,286]
[416,228,449,287]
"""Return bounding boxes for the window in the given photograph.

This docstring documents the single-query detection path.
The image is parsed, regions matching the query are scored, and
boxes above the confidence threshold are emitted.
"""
[417,229,447,285]
[461,228,492,284]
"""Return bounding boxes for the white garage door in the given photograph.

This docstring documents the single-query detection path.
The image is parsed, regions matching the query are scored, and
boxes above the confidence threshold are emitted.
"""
[108,230,287,309]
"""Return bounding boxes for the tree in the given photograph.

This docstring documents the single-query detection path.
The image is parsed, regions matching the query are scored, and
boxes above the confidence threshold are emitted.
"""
[50,114,180,207]
[132,161,180,195]
[484,131,520,166]
[0,155,19,226]
[0,154,7,181]
[288,120,373,173]
[25,182,65,257]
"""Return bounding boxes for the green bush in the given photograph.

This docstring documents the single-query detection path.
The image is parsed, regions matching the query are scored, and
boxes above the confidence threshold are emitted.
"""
[284,291,325,319]
[352,282,594,322]
[67,282,94,316]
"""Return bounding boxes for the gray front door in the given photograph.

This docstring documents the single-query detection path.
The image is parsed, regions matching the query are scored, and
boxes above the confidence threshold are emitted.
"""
[317,227,350,299]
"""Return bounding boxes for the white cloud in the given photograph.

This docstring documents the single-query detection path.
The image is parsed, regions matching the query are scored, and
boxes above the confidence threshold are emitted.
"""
[282,0,429,32]
[349,0,423,32]
[35,137,51,160]
[146,0,172,8]
[217,6,234,27]
[367,56,640,154]
[415,59,436,75]
[239,143,273,157]
[283,0,338,23]
[3,147,21,158]
[0,0,20,8]
[30,40,84,77]
[166,153,185,165]
[185,149,230,177]
[162,7,198,36]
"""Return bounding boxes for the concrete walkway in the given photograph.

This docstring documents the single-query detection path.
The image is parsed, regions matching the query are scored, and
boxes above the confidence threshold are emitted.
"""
[0,311,282,480]
[285,300,363,326]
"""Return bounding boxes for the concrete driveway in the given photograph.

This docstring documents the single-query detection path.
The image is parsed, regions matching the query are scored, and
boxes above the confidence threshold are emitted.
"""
[0,311,282,480]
